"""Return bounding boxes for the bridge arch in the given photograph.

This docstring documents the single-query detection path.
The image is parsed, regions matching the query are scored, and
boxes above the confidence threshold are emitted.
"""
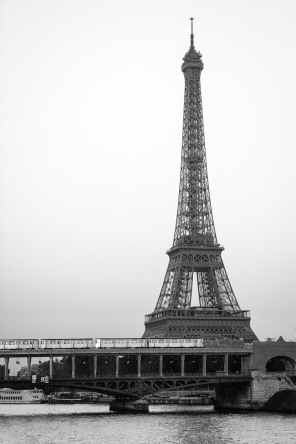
[265,356,295,374]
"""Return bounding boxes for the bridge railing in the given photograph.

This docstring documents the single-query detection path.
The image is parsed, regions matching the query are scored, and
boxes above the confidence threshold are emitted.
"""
[285,370,296,377]
[140,373,161,378]
[266,370,296,378]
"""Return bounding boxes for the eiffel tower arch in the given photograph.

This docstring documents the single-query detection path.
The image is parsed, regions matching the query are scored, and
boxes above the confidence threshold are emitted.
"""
[143,20,257,342]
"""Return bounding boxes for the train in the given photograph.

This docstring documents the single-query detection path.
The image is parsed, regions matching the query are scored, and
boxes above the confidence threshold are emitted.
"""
[0,338,204,350]
[95,338,203,349]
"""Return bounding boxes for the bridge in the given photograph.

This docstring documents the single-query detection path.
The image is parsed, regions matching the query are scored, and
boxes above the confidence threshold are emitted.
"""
[0,340,252,399]
[1,338,296,410]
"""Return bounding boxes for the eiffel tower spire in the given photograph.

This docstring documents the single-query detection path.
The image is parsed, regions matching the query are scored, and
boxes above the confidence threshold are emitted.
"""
[174,18,216,250]
[143,22,257,341]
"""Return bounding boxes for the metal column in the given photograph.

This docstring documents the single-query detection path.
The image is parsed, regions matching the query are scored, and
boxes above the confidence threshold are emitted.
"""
[224,354,229,375]
[138,354,141,377]
[72,355,75,379]
[94,355,97,378]
[27,356,31,378]
[49,356,53,379]
[181,354,185,376]
[159,355,163,377]
[202,354,207,376]
[4,356,9,379]
[115,355,119,377]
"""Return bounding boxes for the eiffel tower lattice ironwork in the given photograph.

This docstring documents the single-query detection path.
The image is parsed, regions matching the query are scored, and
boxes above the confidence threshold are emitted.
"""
[143,20,257,341]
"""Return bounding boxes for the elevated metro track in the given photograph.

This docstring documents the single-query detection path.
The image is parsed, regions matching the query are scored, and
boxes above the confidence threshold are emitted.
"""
[0,345,252,357]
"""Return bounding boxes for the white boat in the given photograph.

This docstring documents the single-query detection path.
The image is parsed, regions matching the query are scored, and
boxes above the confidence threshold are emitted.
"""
[0,388,45,403]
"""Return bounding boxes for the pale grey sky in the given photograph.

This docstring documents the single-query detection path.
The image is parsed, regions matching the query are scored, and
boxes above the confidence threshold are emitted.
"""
[0,0,295,341]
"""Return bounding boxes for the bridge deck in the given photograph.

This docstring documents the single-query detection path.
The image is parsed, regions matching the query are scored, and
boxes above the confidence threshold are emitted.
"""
[0,346,252,357]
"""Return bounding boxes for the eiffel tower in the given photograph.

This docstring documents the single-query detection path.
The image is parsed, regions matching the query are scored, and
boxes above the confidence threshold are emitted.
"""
[143,20,257,342]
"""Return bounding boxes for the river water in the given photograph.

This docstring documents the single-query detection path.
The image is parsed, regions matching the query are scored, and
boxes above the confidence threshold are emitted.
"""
[0,404,295,444]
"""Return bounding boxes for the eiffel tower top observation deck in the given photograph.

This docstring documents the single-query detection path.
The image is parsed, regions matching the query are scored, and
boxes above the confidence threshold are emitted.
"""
[143,20,257,341]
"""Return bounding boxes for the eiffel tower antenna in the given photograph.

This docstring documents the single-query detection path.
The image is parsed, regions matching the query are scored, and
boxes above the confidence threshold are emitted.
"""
[190,17,194,47]
[143,22,257,341]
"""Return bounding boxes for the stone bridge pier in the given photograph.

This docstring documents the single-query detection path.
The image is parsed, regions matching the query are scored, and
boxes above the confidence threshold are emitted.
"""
[215,339,296,412]
[215,370,295,411]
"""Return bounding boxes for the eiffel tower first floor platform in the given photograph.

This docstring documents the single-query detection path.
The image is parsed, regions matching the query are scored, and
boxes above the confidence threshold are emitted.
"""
[143,308,258,342]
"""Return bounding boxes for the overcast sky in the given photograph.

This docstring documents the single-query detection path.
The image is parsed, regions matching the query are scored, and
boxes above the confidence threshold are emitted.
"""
[0,0,295,342]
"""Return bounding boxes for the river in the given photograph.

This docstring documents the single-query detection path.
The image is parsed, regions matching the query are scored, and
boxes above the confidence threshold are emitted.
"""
[0,404,295,443]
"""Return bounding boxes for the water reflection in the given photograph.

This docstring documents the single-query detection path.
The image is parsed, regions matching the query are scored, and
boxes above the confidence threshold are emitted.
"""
[0,404,295,444]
